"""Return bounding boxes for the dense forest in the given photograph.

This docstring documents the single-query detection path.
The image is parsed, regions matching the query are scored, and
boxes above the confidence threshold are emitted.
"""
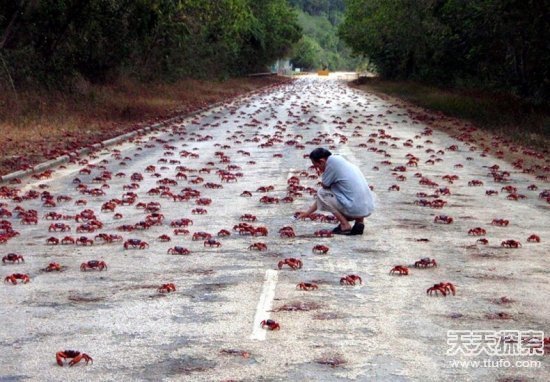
[339,0,549,103]
[1,0,548,104]
[0,0,301,88]
[289,0,361,71]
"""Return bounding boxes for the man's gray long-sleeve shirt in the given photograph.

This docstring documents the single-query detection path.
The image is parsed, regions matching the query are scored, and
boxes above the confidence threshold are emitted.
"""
[321,155,375,217]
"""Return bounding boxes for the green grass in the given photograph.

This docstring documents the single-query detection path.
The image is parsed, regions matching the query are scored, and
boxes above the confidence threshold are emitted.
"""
[352,78,549,152]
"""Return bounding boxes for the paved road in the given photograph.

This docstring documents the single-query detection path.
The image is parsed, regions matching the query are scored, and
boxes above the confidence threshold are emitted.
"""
[1,76,549,381]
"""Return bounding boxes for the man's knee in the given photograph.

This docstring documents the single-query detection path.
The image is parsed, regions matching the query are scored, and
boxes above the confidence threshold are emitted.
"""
[317,188,332,198]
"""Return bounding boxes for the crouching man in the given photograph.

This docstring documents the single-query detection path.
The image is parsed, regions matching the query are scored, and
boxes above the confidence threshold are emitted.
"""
[295,148,375,235]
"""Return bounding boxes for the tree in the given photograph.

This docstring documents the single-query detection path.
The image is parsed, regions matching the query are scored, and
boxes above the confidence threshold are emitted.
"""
[339,0,550,102]
[0,0,303,87]
[237,0,302,73]
[290,36,323,70]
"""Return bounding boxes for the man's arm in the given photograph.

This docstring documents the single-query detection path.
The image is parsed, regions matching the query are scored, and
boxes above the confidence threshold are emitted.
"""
[321,158,337,189]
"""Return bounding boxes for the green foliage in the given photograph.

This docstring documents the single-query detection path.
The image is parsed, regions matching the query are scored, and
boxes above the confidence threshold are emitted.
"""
[291,36,324,69]
[339,0,550,103]
[289,0,345,19]
[0,0,301,88]
[237,0,302,73]
[289,4,363,71]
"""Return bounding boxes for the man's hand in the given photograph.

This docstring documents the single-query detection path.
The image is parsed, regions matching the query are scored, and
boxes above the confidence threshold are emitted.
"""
[295,201,317,220]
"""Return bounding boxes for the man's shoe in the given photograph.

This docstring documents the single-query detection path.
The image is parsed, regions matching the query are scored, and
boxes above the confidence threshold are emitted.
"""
[333,224,353,235]
[334,228,352,235]
[350,223,365,235]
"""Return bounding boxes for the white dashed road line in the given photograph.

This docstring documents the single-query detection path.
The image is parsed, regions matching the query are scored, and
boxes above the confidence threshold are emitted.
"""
[250,269,279,340]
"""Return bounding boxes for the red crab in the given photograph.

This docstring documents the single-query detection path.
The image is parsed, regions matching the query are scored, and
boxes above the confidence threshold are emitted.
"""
[390,265,409,275]
[61,236,75,245]
[468,180,484,186]
[167,246,190,255]
[314,229,333,238]
[476,238,489,245]
[427,282,456,296]
[527,234,540,243]
[42,199,57,208]
[217,229,231,237]
[234,223,253,234]
[56,350,93,367]
[158,283,176,293]
[192,232,211,241]
[468,227,487,236]
[46,237,60,245]
[158,234,171,242]
[101,202,116,212]
[430,199,447,208]
[4,273,30,284]
[312,245,329,254]
[20,216,38,225]
[253,226,268,236]
[0,208,12,218]
[296,282,318,290]
[260,319,280,330]
[502,185,518,194]
[279,229,296,238]
[191,208,207,215]
[94,233,122,243]
[145,213,164,225]
[123,239,149,249]
[278,258,302,270]
[501,240,521,248]
[48,223,71,232]
[249,242,267,251]
[340,274,362,285]
[434,215,453,224]
[491,219,509,227]
[44,212,62,220]
[76,236,93,246]
[2,253,24,263]
[117,224,136,232]
[189,177,204,185]
[80,260,107,271]
[204,239,222,247]
[170,218,193,227]
[240,214,257,222]
[221,174,237,182]
[43,262,63,272]
[196,198,212,206]
[414,258,437,268]
[204,182,222,189]
[506,193,526,201]
[257,185,275,192]
[259,196,279,204]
